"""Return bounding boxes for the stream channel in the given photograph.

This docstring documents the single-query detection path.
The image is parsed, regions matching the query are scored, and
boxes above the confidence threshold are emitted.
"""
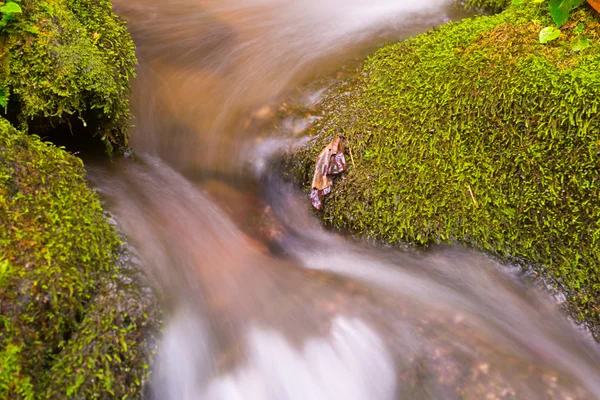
[88,0,600,398]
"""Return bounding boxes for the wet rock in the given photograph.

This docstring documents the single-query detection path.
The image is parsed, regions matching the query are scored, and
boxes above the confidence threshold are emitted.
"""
[286,2,600,338]
[0,118,160,398]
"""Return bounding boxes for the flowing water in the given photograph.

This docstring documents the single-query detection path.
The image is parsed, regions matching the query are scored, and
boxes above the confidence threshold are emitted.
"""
[89,0,600,398]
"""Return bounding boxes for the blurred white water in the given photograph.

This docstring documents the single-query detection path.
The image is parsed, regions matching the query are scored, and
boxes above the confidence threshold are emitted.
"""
[88,0,600,398]
[157,313,395,400]
[113,0,455,171]
[92,156,600,399]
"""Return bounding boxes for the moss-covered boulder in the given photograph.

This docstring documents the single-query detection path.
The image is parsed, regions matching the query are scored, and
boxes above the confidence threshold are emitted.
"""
[0,0,136,153]
[0,0,158,397]
[0,117,158,398]
[289,2,600,335]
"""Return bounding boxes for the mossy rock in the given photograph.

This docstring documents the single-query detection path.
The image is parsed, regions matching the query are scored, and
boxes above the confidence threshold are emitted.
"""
[0,117,159,398]
[288,2,600,335]
[0,0,136,153]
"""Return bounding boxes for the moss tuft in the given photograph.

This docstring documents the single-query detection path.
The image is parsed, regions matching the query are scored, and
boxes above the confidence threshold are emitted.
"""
[0,117,158,398]
[0,0,136,153]
[461,0,511,14]
[289,3,600,335]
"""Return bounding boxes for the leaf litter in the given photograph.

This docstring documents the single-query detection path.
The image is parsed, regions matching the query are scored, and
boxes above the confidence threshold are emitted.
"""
[309,136,347,209]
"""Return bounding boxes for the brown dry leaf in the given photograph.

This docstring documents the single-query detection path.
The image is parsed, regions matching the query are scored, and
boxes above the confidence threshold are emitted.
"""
[589,0,600,12]
[309,136,347,209]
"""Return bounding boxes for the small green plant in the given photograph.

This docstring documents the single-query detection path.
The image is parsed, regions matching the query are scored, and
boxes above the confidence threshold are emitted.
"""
[0,88,6,111]
[571,36,591,50]
[0,0,22,30]
[528,0,590,43]
[539,25,561,42]
[0,0,22,111]
[549,0,587,26]
[569,22,592,50]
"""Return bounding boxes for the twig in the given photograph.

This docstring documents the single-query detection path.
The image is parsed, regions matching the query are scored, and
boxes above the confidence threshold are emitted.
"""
[346,138,356,169]
[467,184,478,208]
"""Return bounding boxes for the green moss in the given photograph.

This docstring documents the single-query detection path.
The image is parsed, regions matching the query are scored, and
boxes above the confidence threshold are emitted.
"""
[0,0,136,153]
[0,118,158,398]
[290,3,600,334]
[461,0,511,13]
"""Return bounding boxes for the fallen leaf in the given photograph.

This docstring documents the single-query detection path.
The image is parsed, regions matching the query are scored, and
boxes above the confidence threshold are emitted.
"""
[539,26,561,44]
[309,136,347,209]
